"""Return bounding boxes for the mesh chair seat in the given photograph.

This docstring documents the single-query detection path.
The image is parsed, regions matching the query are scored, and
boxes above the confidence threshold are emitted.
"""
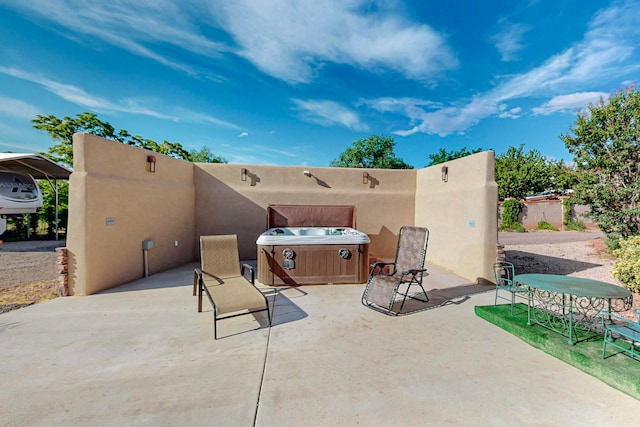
[362,226,429,315]
[195,235,271,339]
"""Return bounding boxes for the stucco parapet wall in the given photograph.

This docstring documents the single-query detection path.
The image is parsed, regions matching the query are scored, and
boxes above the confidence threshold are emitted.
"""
[193,163,416,260]
[67,133,196,295]
[414,151,498,284]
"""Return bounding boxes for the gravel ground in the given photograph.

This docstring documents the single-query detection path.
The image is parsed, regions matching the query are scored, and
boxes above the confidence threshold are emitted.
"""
[0,240,63,289]
[500,230,640,321]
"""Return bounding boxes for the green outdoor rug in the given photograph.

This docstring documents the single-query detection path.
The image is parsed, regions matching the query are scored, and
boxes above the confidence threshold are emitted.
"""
[475,304,640,401]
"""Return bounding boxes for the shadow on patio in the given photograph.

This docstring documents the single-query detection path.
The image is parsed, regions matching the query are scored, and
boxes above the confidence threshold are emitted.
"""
[1,262,638,426]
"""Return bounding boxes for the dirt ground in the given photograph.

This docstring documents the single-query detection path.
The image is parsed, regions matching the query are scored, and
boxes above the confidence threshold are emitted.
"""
[0,240,63,313]
[1,233,639,319]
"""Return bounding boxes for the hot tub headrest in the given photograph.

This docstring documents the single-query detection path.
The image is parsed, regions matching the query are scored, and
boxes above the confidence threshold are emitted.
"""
[267,204,356,228]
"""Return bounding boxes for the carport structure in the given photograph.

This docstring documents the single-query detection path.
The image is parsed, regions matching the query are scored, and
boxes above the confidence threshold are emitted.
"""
[0,153,72,240]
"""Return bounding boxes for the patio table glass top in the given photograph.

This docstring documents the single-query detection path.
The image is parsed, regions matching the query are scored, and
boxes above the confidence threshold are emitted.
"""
[515,274,632,299]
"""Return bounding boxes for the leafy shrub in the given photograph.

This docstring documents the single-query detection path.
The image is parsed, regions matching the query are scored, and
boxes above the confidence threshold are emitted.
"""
[612,236,640,293]
[499,199,525,232]
[536,220,559,231]
[606,234,621,251]
[561,198,585,231]
[565,220,585,231]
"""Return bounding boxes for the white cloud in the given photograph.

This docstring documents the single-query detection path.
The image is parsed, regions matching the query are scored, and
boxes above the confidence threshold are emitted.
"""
[498,104,522,119]
[4,1,457,85]
[380,1,640,137]
[211,0,458,84]
[532,92,608,115]
[491,19,530,62]
[293,99,368,131]
[2,0,229,78]
[0,66,240,129]
[0,97,40,119]
[238,132,248,137]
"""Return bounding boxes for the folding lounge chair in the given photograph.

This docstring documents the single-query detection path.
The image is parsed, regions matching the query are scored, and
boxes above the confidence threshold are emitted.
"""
[362,226,429,315]
[194,235,271,339]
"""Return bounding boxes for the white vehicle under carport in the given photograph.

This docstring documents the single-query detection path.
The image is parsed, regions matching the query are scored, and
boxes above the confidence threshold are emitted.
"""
[0,171,43,235]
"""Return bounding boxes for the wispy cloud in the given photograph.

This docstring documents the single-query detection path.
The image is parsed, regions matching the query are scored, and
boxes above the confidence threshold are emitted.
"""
[238,132,248,137]
[212,0,458,84]
[293,99,368,131]
[532,92,608,115]
[380,1,640,137]
[223,143,302,165]
[491,19,530,61]
[498,104,522,119]
[0,66,240,129]
[3,0,229,78]
[4,1,457,85]
[0,97,40,119]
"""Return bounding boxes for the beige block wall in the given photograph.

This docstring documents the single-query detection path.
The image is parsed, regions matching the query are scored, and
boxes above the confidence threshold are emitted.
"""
[520,200,564,229]
[194,164,416,260]
[67,133,196,295]
[415,151,498,283]
[67,133,497,294]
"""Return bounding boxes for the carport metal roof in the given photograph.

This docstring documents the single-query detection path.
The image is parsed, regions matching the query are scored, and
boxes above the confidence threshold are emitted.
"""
[0,153,72,180]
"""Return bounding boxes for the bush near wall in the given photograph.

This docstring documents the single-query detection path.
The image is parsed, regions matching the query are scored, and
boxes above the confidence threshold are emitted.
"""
[498,198,593,230]
[612,236,640,293]
[499,199,525,232]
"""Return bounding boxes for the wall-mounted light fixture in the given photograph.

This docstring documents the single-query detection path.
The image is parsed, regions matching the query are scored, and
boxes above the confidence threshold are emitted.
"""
[363,171,369,184]
[147,155,156,173]
[303,170,312,177]
[241,167,248,181]
[441,165,448,182]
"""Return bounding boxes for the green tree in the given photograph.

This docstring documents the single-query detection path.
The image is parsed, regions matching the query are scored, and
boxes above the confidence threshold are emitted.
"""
[426,147,484,166]
[547,159,580,194]
[38,181,69,236]
[495,145,550,200]
[562,87,640,238]
[189,146,227,163]
[330,135,413,169]
[32,112,194,166]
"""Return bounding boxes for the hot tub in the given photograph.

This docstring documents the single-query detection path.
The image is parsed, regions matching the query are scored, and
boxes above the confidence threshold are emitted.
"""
[257,227,370,285]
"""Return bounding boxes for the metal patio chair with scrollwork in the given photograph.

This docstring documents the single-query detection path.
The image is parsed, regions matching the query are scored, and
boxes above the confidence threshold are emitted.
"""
[493,261,527,315]
[362,226,429,315]
[599,308,640,361]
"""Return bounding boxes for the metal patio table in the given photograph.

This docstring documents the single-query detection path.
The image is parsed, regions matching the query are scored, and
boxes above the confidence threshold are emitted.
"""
[515,274,633,345]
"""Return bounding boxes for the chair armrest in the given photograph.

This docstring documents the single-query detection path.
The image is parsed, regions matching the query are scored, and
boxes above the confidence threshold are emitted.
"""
[402,268,427,275]
[370,262,395,275]
[193,268,202,296]
[597,309,637,326]
[241,263,255,284]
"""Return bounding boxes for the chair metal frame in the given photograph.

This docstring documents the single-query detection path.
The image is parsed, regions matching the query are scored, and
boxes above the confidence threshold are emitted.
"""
[599,308,640,361]
[362,226,429,316]
[493,261,527,315]
[194,235,271,339]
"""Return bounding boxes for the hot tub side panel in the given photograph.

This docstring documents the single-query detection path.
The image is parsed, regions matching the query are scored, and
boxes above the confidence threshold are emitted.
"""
[258,244,369,285]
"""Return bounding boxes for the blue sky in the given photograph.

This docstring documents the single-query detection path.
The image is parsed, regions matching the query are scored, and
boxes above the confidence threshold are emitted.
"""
[0,0,638,168]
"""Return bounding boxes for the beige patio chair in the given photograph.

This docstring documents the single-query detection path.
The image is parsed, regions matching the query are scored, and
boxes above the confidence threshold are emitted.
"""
[195,235,270,339]
[362,226,429,315]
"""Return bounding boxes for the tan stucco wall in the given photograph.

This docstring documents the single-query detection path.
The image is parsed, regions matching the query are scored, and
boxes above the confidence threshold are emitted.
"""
[67,133,498,294]
[194,164,415,260]
[67,133,196,295]
[415,151,498,283]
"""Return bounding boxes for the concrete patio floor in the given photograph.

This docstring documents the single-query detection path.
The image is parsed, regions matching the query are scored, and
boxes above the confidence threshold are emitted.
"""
[1,263,638,426]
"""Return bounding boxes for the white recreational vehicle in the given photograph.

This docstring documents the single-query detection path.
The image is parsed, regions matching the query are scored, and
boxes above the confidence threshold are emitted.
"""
[0,170,43,235]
